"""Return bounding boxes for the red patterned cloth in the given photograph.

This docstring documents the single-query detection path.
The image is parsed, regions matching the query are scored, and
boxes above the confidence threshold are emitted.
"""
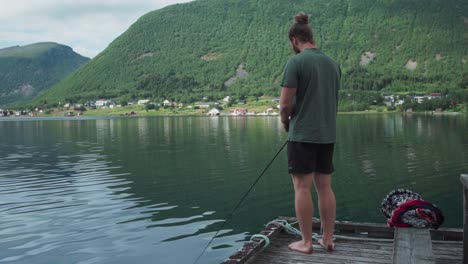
[381,189,444,229]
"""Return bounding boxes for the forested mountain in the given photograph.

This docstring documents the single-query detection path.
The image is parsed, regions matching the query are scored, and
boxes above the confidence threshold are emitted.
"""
[0,42,89,105]
[31,0,467,106]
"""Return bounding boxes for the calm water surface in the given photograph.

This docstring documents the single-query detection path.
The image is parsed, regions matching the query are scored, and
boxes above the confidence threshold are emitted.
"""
[0,114,467,264]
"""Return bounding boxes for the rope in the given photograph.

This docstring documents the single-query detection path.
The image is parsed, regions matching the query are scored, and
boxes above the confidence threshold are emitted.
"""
[265,219,322,241]
[250,234,270,250]
[192,140,288,264]
[265,219,393,243]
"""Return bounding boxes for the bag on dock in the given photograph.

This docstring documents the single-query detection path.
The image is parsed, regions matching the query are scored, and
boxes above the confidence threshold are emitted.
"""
[380,189,444,229]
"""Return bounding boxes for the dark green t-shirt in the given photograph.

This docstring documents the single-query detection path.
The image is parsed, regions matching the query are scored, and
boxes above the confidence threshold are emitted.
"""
[281,48,341,143]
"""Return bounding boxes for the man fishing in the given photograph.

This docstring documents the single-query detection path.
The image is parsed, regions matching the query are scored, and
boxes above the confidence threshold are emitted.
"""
[280,12,341,254]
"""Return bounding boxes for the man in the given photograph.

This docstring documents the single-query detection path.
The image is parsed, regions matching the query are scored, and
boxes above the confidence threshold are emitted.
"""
[280,12,341,254]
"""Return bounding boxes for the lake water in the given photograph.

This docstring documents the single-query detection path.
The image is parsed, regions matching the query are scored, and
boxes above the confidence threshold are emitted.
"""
[0,114,467,264]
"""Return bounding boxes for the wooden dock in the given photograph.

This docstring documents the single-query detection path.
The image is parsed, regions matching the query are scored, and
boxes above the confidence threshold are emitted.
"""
[223,218,463,264]
[223,174,468,264]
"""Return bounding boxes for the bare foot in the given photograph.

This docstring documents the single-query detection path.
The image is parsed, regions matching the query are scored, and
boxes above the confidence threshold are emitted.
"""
[318,239,335,252]
[288,240,313,254]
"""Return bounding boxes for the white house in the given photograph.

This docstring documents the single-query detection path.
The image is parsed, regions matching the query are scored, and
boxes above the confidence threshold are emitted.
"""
[414,96,425,104]
[163,100,172,106]
[383,95,393,106]
[395,100,405,106]
[138,99,150,105]
[207,108,220,116]
[95,99,111,107]
[223,96,232,102]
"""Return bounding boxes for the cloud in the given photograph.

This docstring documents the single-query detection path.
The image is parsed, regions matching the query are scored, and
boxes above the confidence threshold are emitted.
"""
[0,0,192,58]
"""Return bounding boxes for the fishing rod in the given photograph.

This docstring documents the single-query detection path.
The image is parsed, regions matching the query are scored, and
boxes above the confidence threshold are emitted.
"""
[193,140,288,264]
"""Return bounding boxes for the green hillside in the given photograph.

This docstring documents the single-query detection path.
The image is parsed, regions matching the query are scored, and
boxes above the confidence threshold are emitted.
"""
[0,42,89,106]
[31,0,467,106]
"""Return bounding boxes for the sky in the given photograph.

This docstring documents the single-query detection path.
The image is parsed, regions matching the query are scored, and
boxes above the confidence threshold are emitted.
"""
[0,0,193,58]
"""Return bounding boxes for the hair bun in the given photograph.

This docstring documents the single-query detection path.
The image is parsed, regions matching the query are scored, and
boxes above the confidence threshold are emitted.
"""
[294,13,309,25]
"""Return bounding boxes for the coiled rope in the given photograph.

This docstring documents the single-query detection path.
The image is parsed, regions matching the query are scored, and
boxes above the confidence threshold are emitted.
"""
[251,218,394,246]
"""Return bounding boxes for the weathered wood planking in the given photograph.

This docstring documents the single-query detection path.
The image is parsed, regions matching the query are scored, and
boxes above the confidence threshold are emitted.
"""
[227,217,464,264]
[284,216,462,241]
[249,232,394,264]
[393,228,435,264]
[245,231,463,264]
[226,176,468,263]
[223,222,283,264]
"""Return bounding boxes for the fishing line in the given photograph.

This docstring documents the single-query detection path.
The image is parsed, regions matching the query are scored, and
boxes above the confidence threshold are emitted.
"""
[193,140,288,264]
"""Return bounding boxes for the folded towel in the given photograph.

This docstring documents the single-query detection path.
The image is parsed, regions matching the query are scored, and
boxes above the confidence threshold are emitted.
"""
[380,189,444,229]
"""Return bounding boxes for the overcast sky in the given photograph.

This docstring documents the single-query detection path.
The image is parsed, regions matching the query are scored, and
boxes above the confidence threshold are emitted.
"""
[0,0,193,58]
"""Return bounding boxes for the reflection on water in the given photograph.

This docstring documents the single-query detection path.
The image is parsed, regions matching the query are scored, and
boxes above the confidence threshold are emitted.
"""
[0,114,467,264]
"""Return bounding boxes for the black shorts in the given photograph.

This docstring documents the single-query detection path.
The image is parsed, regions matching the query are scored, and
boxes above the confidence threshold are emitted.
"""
[287,141,335,175]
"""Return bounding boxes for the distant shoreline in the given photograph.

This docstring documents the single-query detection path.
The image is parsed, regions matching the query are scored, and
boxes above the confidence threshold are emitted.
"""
[1,109,464,120]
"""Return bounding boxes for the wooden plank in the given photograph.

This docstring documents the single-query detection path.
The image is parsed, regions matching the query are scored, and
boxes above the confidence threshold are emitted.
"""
[231,217,463,264]
[430,228,463,241]
[223,221,283,264]
[250,231,395,264]
[280,216,396,237]
[462,174,468,264]
[280,216,462,241]
[393,228,435,264]
[247,230,463,264]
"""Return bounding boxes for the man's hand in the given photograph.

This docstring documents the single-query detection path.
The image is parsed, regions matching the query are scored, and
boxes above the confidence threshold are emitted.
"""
[280,87,296,134]
[282,120,289,133]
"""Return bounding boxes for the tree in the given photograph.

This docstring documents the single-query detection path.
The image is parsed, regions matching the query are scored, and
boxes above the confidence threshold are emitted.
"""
[145,103,157,111]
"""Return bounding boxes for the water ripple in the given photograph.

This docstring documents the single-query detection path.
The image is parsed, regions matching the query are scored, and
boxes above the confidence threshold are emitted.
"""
[0,115,465,264]
[0,141,227,264]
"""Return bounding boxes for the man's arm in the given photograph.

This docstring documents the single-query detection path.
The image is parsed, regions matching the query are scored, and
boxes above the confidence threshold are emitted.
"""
[280,87,297,132]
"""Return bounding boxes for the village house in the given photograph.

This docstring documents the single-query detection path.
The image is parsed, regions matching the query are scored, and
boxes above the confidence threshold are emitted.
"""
[230,108,248,115]
[382,94,395,106]
[395,100,405,106]
[406,93,444,104]
[426,93,443,99]
[0,110,14,117]
[266,106,275,112]
[137,99,150,105]
[207,108,220,116]
[223,96,232,103]
[83,101,96,109]
[194,102,218,108]
[95,99,112,108]
[383,94,407,106]
[414,96,426,104]
[163,100,172,106]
